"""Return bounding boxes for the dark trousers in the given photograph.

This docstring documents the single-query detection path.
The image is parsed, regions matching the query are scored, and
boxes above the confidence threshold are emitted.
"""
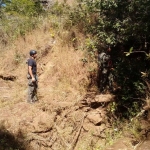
[27,74,38,103]
[98,68,113,93]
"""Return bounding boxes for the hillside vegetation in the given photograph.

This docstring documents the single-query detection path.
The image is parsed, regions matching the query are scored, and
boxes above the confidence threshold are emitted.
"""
[1,0,150,150]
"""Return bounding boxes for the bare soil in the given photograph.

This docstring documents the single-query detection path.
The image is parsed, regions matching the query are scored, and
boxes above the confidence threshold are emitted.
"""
[0,77,115,150]
[2,76,150,150]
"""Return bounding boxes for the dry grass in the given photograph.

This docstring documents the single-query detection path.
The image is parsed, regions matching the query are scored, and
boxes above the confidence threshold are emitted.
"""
[39,46,89,103]
[58,0,77,6]
[0,22,91,105]
[0,21,97,149]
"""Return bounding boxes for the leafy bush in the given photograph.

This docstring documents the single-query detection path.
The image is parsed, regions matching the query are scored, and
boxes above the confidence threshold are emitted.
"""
[0,0,46,44]
[67,0,150,118]
[5,0,43,17]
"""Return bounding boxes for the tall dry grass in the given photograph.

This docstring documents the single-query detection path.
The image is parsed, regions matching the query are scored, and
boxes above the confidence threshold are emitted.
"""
[0,23,91,104]
[38,44,89,103]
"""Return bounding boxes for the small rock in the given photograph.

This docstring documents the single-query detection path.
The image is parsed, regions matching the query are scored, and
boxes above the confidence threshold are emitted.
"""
[95,94,115,102]
[83,122,95,131]
[87,110,103,125]
[83,107,90,112]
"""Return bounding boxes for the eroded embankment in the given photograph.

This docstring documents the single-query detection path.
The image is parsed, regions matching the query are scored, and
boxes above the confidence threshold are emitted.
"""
[0,80,116,150]
[1,23,150,150]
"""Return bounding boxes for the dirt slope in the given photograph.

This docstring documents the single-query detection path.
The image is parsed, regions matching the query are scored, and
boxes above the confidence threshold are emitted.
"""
[0,70,111,149]
[0,76,115,150]
[0,27,112,149]
[0,94,116,150]
[1,22,150,150]
[0,66,139,150]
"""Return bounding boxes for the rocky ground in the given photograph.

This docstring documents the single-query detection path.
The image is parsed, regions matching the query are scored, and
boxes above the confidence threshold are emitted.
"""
[1,73,150,150]
[0,77,113,150]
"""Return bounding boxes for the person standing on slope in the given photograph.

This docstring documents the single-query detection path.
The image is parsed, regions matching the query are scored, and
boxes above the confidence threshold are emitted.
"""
[27,50,38,103]
[98,46,113,93]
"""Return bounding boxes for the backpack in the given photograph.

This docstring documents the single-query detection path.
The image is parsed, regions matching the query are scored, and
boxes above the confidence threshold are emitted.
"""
[26,58,29,64]
[98,52,107,67]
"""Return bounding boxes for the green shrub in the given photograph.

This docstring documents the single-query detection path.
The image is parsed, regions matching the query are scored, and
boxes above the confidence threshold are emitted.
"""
[66,0,150,118]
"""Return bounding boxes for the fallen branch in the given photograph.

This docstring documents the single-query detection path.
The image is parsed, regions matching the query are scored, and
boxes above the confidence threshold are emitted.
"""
[133,140,145,150]
[131,110,145,121]
[68,113,86,150]
[0,75,17,81]
[32,127,53,134]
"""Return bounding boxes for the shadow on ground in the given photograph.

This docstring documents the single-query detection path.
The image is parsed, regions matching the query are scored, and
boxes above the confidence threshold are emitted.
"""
[0,126,25,150]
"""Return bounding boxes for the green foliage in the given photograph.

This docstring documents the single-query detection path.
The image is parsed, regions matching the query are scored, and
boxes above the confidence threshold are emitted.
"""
[66,0,150,117]
[69,0,150,46]
[0,0,7,18]
[127,119,143,142]
[66,1,93,32]
[14,51,23,65]
[0,15,40,42]
[84,38,97,61]
[50,2,70,16]
[113,52,146,117]
[5,0,43,17]
[0,0,46,43]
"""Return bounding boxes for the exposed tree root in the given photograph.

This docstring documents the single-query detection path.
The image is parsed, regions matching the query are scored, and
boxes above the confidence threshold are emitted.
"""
[32,127,53,134]
[68,113,86,150]
[0,75,17,81]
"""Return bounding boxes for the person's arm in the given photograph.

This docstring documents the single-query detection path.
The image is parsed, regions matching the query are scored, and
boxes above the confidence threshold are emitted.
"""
[28,66,35,82]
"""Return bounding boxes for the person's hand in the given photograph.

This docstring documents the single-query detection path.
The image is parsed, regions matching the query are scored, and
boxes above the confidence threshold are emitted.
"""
[32,77,36,82]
